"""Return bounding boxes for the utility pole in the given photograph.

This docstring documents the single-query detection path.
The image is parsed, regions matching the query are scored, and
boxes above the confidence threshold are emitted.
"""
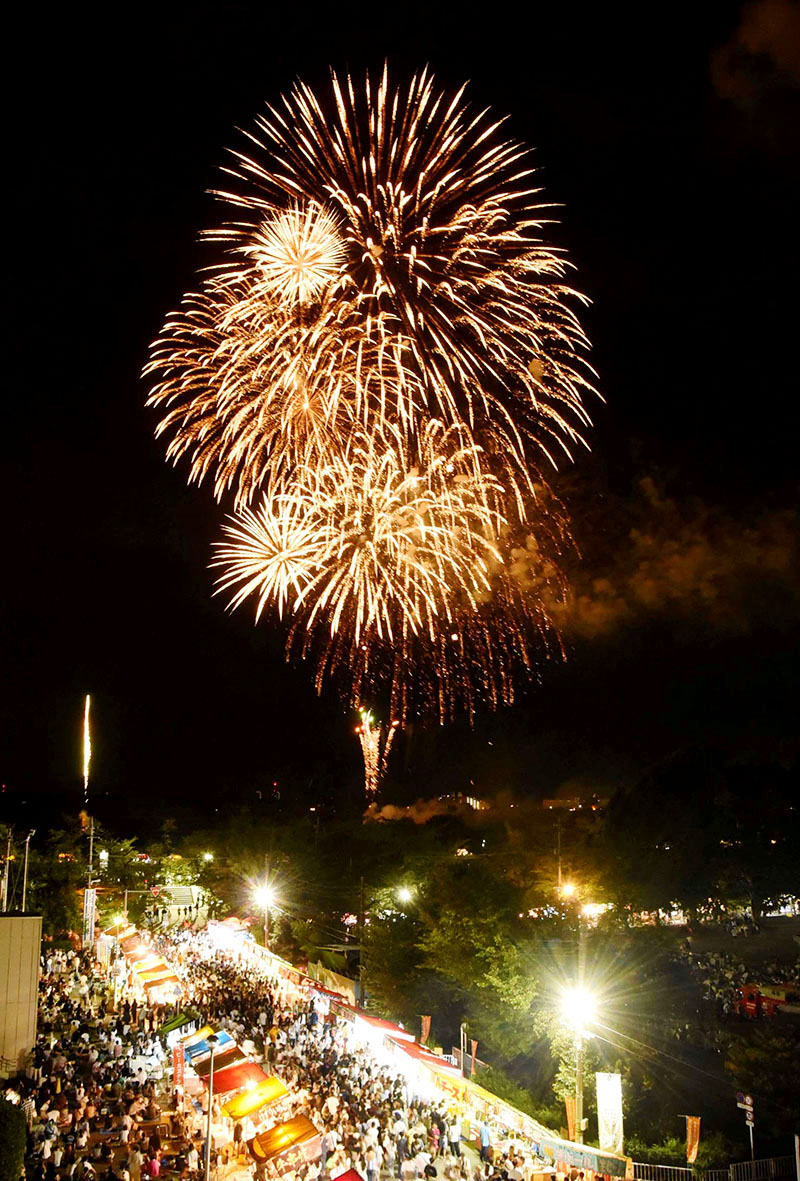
[575,920,587,1144]
[205,1033,219,1181]
[1,828,12,911]
[22,830,35,911]
[357,875,365,1000]
[556,817,563,891]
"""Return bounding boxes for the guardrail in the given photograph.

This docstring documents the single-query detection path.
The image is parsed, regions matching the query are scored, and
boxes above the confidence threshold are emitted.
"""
[729,1159,794,1181]
[633,1158,795,1181]
[633,1164,693,1181]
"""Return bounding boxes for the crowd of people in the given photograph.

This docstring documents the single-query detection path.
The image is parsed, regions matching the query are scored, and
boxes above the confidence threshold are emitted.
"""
[176,929,543,1181]
[4,932,549,1181]
[7,947,178,1181]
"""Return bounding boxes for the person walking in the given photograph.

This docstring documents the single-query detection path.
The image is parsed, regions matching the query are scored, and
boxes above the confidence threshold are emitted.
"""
[479,1120,491,1163]
[447,1117,461,1158]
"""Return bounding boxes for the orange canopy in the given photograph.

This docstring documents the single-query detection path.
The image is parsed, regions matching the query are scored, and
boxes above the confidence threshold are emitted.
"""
[132,957,167,975]
[223,1075,289,1120]
[137,966,174,982]
[248,1114,320,1163]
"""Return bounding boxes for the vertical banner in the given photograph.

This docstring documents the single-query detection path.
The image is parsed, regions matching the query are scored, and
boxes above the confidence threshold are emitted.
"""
[686,1116,701,1163]
[596,1072,624,1155]
[470,1039,478,1076]
[82,887,96,949]
[173,1043,185,1089]
[420,1015,431,1044]
[564,1096,576,1142]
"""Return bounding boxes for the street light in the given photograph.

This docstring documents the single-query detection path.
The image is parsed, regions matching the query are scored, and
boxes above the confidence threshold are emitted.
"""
[560,881,576,899]
[397,886,413,905]
[203,852,214,862]
[561,987,597,1144]
[204,1032,219,1181]
[253,884,277,948]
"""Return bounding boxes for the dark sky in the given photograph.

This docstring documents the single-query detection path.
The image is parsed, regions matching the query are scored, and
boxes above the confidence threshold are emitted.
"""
[4,1,799,831]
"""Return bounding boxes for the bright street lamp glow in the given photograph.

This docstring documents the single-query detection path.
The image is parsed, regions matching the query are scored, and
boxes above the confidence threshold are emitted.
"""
[561,986,597,1032]
[561,881,576,898]
[254,884,277,909]
[203,852,214,862]
[397,887,413,904]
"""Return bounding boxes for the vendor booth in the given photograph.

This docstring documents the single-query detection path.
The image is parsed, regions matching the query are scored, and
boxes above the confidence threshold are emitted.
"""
[248,1114,321,1169]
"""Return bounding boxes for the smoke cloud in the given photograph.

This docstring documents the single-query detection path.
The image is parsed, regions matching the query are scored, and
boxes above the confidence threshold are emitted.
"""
[542,479,799,639]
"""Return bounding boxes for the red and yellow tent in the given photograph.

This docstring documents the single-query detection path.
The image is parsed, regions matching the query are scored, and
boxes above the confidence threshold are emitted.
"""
[222,1075,289,1120]
[248,1114,320,1165]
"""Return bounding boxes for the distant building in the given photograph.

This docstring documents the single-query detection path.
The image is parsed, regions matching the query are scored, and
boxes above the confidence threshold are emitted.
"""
[437,793,490,811]
[542,797,608,812]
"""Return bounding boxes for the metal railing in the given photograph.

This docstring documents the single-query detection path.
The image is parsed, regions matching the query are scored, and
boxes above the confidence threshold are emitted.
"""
[633,1158,795,1181]
[729,1158,794,1181]
[633,1164,693,1181]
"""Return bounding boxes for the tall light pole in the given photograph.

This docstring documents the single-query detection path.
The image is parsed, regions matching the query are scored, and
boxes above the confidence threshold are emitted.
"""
[1,828,12,912]
[561,986,596,1145]
[22,830,35,911]
[253,884,276,949]
[204,1032,219,1181]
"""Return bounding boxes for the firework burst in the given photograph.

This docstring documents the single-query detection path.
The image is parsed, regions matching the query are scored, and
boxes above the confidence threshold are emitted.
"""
[146,67,596,720]
[214,420,505,644]
[243,203,347,304]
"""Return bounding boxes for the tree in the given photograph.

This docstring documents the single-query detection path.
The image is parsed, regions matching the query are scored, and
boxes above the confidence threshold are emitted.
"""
[0,1098,26,1181]
[601,748,800,920]
[724,1024,800,1146]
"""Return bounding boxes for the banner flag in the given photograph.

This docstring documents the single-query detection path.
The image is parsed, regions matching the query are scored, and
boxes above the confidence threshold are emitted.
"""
[172,1043,185,1089]
[420,1015,431,1044]
[565,1096,576,1142]
[470,1039,478,1076]
[686,1117,701,1165]
[596,1072,624,1155]
[82,888,96,949]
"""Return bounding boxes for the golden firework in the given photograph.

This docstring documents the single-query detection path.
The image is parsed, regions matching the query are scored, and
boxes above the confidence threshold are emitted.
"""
[243,203,346,304]
[355,708,399,799]
[146,68,596,720]
[214,420,505,645]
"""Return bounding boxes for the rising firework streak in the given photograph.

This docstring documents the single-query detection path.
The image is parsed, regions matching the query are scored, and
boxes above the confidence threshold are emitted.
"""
[83,694,91,805]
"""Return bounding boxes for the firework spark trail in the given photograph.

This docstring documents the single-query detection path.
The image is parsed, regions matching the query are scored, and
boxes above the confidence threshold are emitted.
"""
[356,708,399,798]
[83,694,91,805]
[146,68,596,720]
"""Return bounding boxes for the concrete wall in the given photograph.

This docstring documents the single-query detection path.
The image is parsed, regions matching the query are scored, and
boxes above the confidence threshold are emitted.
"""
[0,915,41,1073]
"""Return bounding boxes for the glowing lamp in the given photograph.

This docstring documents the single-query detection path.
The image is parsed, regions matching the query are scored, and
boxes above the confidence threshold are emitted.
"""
[561,986,597,1033]
[254,884,277,909]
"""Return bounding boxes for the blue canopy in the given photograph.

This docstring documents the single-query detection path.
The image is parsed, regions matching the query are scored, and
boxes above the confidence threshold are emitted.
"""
[184,1030,234,1061]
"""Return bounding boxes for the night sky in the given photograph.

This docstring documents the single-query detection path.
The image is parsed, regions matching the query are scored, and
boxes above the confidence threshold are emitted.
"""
[4,1,799,831]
